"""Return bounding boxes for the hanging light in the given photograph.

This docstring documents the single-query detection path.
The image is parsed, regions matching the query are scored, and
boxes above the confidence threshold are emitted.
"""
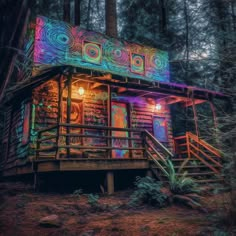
[155,103,162,111]
[78,87,85,96]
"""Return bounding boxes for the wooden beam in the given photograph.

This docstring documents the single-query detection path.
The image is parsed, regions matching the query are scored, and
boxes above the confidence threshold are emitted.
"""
[91,82,102,89]
[182,99,205,107]
[117,87,127,93]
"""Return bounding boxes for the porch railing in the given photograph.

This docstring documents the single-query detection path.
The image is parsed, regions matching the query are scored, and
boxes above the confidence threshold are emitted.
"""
[174,132,223,174]
[35,124,173,174]
[36,124,147,159]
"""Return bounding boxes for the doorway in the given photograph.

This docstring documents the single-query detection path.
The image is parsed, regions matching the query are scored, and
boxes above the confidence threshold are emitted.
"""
[111,101,129,158]
[153,116,168,143]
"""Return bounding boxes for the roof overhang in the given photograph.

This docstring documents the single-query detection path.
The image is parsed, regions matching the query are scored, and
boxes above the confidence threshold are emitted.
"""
[1,66,228,107]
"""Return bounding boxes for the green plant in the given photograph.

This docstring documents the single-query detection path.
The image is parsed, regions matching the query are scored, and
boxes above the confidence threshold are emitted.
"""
[87,194,99,208]
[128,176,168,207]
[165,159,203,209]
[165,159,199,194]
[72,189,83,199]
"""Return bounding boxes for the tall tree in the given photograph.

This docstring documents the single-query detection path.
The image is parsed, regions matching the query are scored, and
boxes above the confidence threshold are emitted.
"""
[105,0,117,37]
[63,0,71,23]
[74,0,81,25]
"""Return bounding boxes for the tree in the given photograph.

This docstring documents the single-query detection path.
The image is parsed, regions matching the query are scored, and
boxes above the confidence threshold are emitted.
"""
[105,0,117,37]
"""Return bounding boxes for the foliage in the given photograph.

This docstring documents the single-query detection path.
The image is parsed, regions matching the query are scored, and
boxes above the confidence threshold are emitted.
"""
[165,159,199,195]
[128,176,168,207]
[72,189,83,200]
[164,159,203,209]
[87,193,100,208]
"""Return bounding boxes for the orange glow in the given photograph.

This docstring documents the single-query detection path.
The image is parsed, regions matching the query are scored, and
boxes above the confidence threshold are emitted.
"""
[155,104,162,111]
[78,87,85,96]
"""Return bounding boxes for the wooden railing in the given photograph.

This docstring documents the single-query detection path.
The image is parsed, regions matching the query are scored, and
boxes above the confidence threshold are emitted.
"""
[174,132,223,174]
[36,124,147,159]
[35,124,174,177]
[143,131,174,176]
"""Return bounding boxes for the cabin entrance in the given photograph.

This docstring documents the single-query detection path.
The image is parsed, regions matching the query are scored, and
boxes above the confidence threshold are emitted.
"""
[111,101,130,158]
[153,116,168,143]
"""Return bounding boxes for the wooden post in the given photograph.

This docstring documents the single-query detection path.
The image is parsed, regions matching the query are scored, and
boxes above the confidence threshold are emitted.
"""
[191,96,200,138]
[56,76,63,159]
[146,170,153,178]
[209,101,220,148]
[107,85,112,158]
[107,171,114,195]
[66,73,72,157]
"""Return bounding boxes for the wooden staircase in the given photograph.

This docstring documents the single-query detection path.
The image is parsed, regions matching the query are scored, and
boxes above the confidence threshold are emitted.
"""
[146,131,224,185]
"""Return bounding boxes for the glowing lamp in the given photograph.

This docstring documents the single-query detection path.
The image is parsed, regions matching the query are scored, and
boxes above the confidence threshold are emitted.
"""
[78,87,85,96]
[155,103,162,111]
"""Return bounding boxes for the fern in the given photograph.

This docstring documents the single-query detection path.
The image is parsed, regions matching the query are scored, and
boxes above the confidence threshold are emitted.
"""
[129,176,168,207]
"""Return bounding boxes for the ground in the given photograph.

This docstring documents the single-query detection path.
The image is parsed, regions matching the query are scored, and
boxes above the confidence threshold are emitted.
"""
[0,182,233,236]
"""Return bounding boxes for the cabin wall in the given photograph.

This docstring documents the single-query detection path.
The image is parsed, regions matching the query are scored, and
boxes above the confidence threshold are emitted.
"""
[129,99,173,152]
[30,79,174,159]
[5,99,31,166]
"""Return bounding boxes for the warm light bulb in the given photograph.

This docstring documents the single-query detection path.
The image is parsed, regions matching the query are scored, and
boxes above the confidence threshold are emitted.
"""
[155,104,162,110]
[78,87,85,96]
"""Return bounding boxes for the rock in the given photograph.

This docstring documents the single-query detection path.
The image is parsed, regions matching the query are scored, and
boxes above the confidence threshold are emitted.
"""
[39,214,61,227]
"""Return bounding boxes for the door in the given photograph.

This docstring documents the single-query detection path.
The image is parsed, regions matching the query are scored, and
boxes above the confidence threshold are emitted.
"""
[111,102,129,158]
[153,116,168,143]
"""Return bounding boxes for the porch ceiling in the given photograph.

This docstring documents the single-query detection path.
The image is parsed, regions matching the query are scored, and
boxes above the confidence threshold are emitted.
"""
[2,66,227,106]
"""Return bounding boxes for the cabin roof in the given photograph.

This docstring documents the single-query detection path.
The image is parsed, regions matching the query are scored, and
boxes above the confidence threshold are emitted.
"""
[1,66,227,108]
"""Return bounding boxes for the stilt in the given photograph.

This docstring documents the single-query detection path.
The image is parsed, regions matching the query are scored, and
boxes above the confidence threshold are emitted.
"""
[146,170,153,178]
[106,171,114,195]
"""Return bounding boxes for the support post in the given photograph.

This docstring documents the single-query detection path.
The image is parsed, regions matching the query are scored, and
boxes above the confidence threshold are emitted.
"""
[146,170,153,178]
[107,85,112,158]
[66,73,72,157]
[106,171,114,195]
[191,96,199,138]
[56,76,63,159]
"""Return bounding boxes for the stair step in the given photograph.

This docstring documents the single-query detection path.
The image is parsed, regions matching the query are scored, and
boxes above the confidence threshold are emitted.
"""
[195,178,224,184]
[178,172,216,176]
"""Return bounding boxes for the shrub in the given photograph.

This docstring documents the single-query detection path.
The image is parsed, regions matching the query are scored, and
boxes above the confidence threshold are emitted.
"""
[87,194,99,208]
[72,189,83,199]
[165,159,199,194]
[128,176,168,207]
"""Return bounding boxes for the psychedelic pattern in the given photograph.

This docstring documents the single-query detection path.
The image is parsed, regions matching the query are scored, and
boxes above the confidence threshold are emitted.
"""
[111,102,129,158]
[34,16,169,82]
[153,116,168,142]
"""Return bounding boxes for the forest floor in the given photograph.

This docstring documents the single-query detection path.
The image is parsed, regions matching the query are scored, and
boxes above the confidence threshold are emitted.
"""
[0,182,234,236]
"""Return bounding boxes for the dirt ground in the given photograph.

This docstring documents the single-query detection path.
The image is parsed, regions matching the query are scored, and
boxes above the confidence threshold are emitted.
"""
[0,182,232,236]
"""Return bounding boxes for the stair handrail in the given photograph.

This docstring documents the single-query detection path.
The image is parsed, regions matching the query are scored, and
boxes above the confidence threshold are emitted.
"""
[143,130,174,177]
[144,130,174,159]
[186,132,222,158]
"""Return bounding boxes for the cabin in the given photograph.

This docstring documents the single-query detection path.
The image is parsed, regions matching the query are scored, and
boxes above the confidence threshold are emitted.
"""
[0,16,225,193]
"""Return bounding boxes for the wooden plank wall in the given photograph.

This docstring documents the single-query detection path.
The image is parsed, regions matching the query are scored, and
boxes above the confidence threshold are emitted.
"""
[82,89,108,147]
[7,100,30,162]
[30,80,59,156]
[130,100,174,157]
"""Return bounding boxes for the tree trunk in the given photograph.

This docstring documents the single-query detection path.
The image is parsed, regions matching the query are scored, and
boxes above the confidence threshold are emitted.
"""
[159,0,166,33]
[63,0,70,23]
[74,0,81,25]
[105,0,118,37]
[184,0,189,82]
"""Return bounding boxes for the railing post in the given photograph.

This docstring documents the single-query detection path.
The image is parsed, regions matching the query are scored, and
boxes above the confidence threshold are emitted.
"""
[186,132,191,159]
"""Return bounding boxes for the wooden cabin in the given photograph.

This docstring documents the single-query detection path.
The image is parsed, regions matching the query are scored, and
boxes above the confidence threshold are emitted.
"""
[0,16,225,193]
